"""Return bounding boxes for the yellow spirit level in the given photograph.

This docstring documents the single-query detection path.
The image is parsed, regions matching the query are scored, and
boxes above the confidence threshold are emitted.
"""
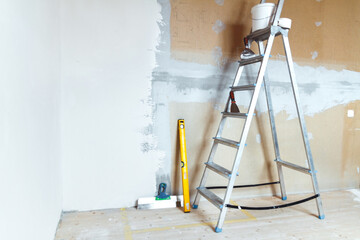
[178,119,191,213]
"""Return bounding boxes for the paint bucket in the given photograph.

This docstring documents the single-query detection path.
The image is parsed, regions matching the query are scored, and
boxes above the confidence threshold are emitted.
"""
[251,3,275,32]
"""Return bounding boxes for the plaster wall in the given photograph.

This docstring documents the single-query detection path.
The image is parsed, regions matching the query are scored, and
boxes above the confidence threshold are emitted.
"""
[0,1,62,239]
[59,0,359,212]
[60,0,161,210]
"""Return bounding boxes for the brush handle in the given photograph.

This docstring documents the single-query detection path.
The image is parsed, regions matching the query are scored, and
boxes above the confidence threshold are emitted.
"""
[244,37,251,49]
[230,91,236,102]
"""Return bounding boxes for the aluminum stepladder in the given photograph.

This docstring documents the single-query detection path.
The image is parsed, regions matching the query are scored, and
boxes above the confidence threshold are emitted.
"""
[192,0,325,233]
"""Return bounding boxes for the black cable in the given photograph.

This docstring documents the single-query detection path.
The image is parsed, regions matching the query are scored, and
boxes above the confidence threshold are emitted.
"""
[226,194,320,210]
[206,181,280,190]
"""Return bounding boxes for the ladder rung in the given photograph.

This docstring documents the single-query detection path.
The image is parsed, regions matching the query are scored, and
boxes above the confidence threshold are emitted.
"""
[275,159,311,174]
[231,84,256,91]
[205,162,234,179]
[239,55,263,66]
[213,137,240,148]
[221,112,248,119]
[197,187,223,209]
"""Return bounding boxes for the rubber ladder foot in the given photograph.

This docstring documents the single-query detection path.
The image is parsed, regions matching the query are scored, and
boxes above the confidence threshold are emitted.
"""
[215,227,222,233]
[282,196,287,201]
[192,204,198,209]
[319,214,325,220]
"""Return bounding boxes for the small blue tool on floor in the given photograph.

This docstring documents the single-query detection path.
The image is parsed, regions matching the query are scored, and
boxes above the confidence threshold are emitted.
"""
[156,183,170,200]
[137,183,178,209]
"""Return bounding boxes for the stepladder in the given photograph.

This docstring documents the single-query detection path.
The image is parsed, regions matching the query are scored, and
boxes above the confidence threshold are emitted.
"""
[193,0,325,233]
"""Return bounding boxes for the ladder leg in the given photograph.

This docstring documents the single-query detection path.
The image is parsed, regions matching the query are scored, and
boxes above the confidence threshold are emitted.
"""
[215,185,230,232]
[282,33,325,218]
[258,41,287,200]
[264,76,287,200]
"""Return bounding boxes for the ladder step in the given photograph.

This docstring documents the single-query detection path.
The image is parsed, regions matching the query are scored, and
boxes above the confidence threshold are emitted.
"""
[246,26,282,42]
[197,187,224,209]
[246,26,271,42]
[239,55,263,66]
[231,84,256,91]
[221,112,248,119]
[205,162,234,179]
[213,137,240,148]
[275,159,311,174]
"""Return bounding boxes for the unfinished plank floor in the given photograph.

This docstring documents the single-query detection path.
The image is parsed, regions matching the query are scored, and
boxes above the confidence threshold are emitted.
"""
[55,189,360,239]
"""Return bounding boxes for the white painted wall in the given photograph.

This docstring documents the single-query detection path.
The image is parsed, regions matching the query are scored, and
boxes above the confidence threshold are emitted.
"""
[60,0,161,211]
[0,1,62,240]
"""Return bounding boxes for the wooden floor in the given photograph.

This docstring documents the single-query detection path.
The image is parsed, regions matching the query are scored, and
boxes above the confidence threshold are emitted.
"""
[55,189,360,240]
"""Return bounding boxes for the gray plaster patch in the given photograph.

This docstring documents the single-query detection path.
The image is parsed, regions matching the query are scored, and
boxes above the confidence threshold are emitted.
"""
[256,134,261,143]
[152,71,232,92]
[270,82,292,93]
[141,142,152,153]
[142,123,153,135]
[308,132,313,140]
[340,81,352,86]
[215,0,224,6]
[212,19,226,34]
[213,46,224,67]
[153,0,173,193]
[141,124,155,152]
[311,51,318,60]
[299,82,320,95]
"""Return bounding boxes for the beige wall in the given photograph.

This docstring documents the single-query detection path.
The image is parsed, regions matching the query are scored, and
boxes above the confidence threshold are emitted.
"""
[166,0,360,197]
[170,0,360,71]
[170,102,360,197]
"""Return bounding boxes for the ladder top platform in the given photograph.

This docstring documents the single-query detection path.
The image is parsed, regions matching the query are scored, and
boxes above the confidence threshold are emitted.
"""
[246,26,285,42]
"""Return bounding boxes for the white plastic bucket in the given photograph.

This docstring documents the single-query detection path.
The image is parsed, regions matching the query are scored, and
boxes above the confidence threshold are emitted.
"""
[251,3,275,32]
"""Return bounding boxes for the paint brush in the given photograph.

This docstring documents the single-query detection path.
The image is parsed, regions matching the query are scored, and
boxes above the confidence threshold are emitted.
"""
[230,91,240,113]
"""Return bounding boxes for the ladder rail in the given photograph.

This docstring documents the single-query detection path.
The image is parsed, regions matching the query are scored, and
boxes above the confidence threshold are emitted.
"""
[216,34,276,230]
[272,0,285,27]
[258,41,287,200]
[282,32,324,218]
[260,0,284,27]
